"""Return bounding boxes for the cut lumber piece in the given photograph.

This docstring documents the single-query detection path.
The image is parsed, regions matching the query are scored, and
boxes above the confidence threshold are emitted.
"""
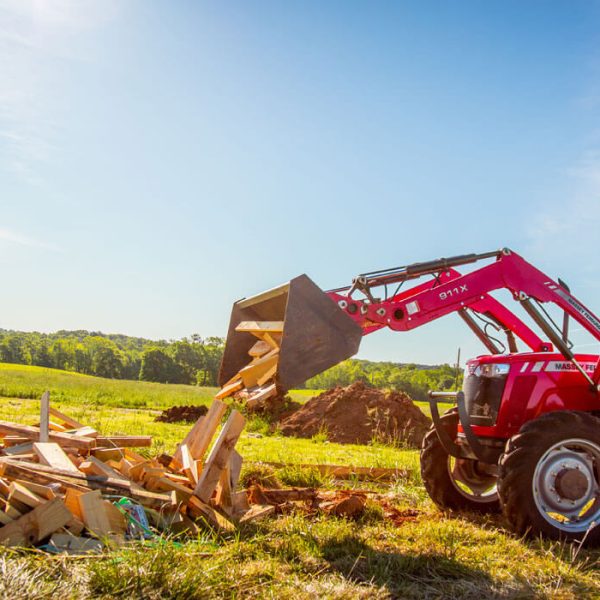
[0,421,95,450]
[68,426,98,438]
[91,448,125,462]
[194,410,246,503]
[0,511,13,526]
[95,436,151,448]
[80,456,129,482]
[214,462,232,512]
[256,364,278,386]
[104,501,126,537]
[239,353,279,388]
[231,490,249,515]
[48,407,86,430]
[179,444,198,485]
[0,498,72,547]
[215,380,243,400]
[0,479,9,498]
[2,442,34,456]
[152,477,193,502]
[174,399,227,464]
[39,391,50,443]
[248,340,271,357]
[229,450,243,493]
[3,501,23,520]
[246,384,276,409]
[187,496,235,533]
[13,480,56,501]
[64,488,84,521]
[33,442,80,474]
[49,533,102,554]
[261,332,281,349]
[235,321,284,334]
[78,490,112,538]
[8,482,45,509]
[239,504,275,524]
[48,422,67,432]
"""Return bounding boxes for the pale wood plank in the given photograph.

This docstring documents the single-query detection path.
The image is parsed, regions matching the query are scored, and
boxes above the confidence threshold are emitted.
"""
[33,442,80,473]
[194,410,246,503]
[39,391,50,443]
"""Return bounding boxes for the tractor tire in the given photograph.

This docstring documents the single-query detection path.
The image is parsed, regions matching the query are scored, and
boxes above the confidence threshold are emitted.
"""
[498,410,600,544]
[420,407,501,513]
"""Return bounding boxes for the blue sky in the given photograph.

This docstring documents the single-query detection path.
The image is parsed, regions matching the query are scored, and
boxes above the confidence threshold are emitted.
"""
[1,1,600,365]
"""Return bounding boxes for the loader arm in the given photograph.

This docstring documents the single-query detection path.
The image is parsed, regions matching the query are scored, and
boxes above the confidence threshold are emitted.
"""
[329,249,600,388]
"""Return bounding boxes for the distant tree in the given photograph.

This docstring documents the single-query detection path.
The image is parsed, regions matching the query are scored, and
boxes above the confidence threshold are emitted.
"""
[140,348,181,383]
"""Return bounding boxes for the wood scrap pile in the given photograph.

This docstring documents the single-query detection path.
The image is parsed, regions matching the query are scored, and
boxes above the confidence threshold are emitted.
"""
[0,394,268,552]
[216,321,282,409]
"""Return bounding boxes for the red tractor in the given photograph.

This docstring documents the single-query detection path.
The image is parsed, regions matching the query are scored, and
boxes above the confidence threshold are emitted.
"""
[220,249,600,543]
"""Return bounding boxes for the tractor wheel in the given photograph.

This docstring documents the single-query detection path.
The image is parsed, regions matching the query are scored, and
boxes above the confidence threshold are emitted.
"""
[498,411,600,544]
[420,407,500,513]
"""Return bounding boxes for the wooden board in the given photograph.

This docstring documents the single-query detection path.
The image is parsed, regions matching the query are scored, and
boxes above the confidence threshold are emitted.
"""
[194,410,246,503]
[39,391,50,443]
[48,407,86,430]
[49,533,102,554]
[13,480,56,501]
[246,384,276,409]
[214,380,243,400]
[0,421,95,450]
[95,436,151,448]
[78,490,112,538]
[235,321,284,334]
[179,444,198,485]
[33,442,80,474]
[174,399,227,464]
[239,504,275,524]
[0,498,72,547]
[80,456,129,482]
[239,352,279,388]
[187,496,235,533]
[8,482,45,509]
[248,340,271,357]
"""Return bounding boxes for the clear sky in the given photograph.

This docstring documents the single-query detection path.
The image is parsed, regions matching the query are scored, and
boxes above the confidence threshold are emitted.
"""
[1,1,600,365]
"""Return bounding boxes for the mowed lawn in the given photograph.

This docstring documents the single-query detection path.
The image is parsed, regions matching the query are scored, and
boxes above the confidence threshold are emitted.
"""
[0,362,598,599]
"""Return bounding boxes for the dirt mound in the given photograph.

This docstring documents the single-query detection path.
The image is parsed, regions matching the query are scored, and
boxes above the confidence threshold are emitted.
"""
[279,382,431,447]
[155,405,208,424]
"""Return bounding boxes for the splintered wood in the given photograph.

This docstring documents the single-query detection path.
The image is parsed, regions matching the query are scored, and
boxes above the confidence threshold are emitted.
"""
[216,320,282,408]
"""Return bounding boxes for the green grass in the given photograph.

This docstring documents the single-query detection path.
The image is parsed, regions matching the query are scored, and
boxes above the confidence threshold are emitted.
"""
[0,362,598,598]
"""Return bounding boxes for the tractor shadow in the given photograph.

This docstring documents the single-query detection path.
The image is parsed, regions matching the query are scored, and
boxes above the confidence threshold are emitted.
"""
[318,534,502,599]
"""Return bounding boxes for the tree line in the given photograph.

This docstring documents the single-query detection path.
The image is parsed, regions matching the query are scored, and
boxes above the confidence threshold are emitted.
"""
[0,329,461,398]
[306,359,462,402]
[0,329,224,385]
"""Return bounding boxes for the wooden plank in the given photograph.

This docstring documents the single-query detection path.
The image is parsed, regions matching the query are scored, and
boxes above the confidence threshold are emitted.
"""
[174,399,227,464]
[33,442,80,474]
[248,340,271,357]
[187,496,235,533]
[78,490,112,538]
[256,364,278,387]
[239,504,275,524]
[80,456,129,482]
[214,380,242,400]
[91,448,126,462]
[239,353,279,388]
[0,511,13,526]
[229,450,243,493]
[104,501,126,537]
[180,444,198,485]
[95,436,151,448]
[0,498,72,547]
[68,426,98,438]
[48,421,67,432]
[64,488,84,521]
[246,384,276,409]
[13,480,56,501]
[214,462,232,512]
[8,482,45,509]
[2,442,34,456]
[261,332,281,349]
[235,321,284,334]
[194,410,246,503]
[39,391,50,443]
[0,421,94,450]
[48,407,86,429]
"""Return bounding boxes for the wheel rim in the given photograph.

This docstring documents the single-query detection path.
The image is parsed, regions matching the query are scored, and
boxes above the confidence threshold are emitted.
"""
[447,457,498,503]
[532,438,600,534]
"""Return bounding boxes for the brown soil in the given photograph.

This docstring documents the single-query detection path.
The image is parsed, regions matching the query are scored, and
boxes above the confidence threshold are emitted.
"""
[155,405,208,424]
[278,382,431,447]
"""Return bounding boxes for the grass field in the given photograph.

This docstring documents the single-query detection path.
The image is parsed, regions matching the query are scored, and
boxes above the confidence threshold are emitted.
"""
[0,363,598,598]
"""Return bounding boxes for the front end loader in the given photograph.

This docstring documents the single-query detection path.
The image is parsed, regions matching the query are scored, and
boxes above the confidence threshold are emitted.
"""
[218,249,600,544]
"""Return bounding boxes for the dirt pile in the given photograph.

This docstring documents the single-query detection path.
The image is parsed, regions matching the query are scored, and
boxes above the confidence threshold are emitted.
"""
[155,405,208,423]
[279,382,431,447]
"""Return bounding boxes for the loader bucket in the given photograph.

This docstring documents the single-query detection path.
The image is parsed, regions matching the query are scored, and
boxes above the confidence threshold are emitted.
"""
[219,274,363,391]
